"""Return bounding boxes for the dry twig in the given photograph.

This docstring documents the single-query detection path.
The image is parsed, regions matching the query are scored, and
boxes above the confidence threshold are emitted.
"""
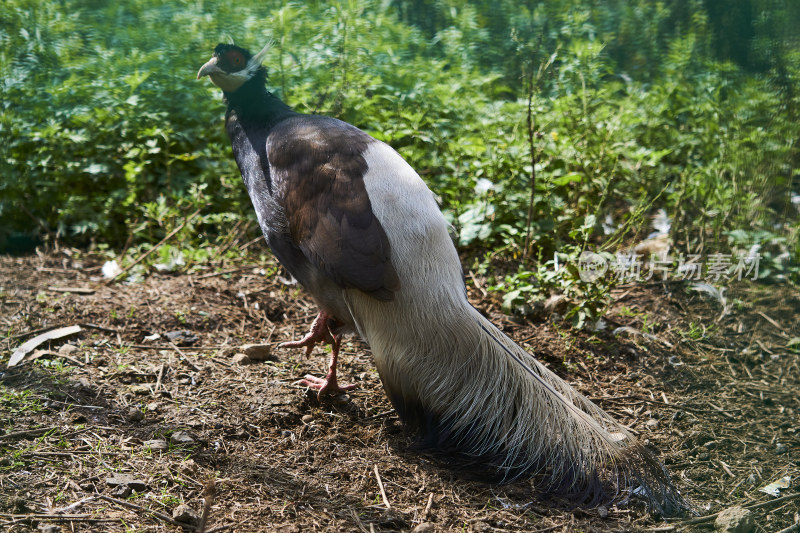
[98,494,187,528]
[373,465,391,509]
[0,426,57,441]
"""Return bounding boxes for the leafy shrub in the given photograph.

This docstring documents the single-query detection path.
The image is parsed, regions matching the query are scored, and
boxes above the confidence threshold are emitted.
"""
[1,0,797,312]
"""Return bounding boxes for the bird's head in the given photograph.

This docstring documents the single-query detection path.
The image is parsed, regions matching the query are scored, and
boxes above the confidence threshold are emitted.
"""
[197,42,270,93]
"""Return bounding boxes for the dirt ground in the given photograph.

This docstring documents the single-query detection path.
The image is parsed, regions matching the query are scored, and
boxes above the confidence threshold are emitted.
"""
[0,249,798,532]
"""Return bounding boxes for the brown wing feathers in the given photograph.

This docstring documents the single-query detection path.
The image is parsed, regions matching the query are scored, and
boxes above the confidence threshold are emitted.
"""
[268,117,399,301]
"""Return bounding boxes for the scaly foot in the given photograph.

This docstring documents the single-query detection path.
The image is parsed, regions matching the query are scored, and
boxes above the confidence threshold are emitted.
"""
[293,333,357,398]
[280,311,334,356]
[297,373,358,397]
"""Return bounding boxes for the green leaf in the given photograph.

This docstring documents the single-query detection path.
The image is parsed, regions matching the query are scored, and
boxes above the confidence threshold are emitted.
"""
[551,172,582,187]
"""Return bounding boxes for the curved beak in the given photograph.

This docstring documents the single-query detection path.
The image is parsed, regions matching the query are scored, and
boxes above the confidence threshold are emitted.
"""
[197,56,219,79]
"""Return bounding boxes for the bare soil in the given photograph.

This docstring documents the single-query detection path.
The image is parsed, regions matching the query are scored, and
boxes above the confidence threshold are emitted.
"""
[0,250,798,532]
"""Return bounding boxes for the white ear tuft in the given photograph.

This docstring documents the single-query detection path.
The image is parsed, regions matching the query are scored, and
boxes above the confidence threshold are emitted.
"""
[248,41,272,69]
[237,41,272,81]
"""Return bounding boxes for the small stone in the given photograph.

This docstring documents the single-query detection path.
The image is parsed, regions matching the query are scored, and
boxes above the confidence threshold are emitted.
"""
[128,407,145,422]
[714,506,754,533]
[645,418,659,429]
[38,524,60,533]
[170,430,195,445]
[775,442,788,454]
[240,343,273,361]
[143,439,168,451]
[412,523,436,533]
[129,384,150,395]
[232,353,252,365]
[301,414,314,424]
[597,505,609,518]
[58,344,79,356]
[698,451,710,461]
[106,474,148,492]
[172,504,200,527]
[165,330,199,346]
[146,402,160,412]
[111,485,132,498]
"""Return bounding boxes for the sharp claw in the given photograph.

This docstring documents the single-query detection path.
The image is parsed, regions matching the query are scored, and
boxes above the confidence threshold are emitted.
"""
[295,375,357,397]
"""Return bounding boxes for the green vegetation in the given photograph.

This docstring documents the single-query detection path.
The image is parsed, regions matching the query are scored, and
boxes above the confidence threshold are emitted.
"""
[1,1,798,318]
[0,387,44,416]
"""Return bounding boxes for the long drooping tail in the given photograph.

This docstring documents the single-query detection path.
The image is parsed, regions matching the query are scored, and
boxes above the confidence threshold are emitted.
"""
[470,312,687,515]
[353,290,687,515]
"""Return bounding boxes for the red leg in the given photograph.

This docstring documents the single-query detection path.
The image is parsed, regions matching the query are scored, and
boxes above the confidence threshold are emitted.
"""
[296,334,358,398]
[279,311,334,356]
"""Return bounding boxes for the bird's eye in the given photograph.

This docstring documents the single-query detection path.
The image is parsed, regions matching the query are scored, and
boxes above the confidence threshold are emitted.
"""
[225,50,245,72]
